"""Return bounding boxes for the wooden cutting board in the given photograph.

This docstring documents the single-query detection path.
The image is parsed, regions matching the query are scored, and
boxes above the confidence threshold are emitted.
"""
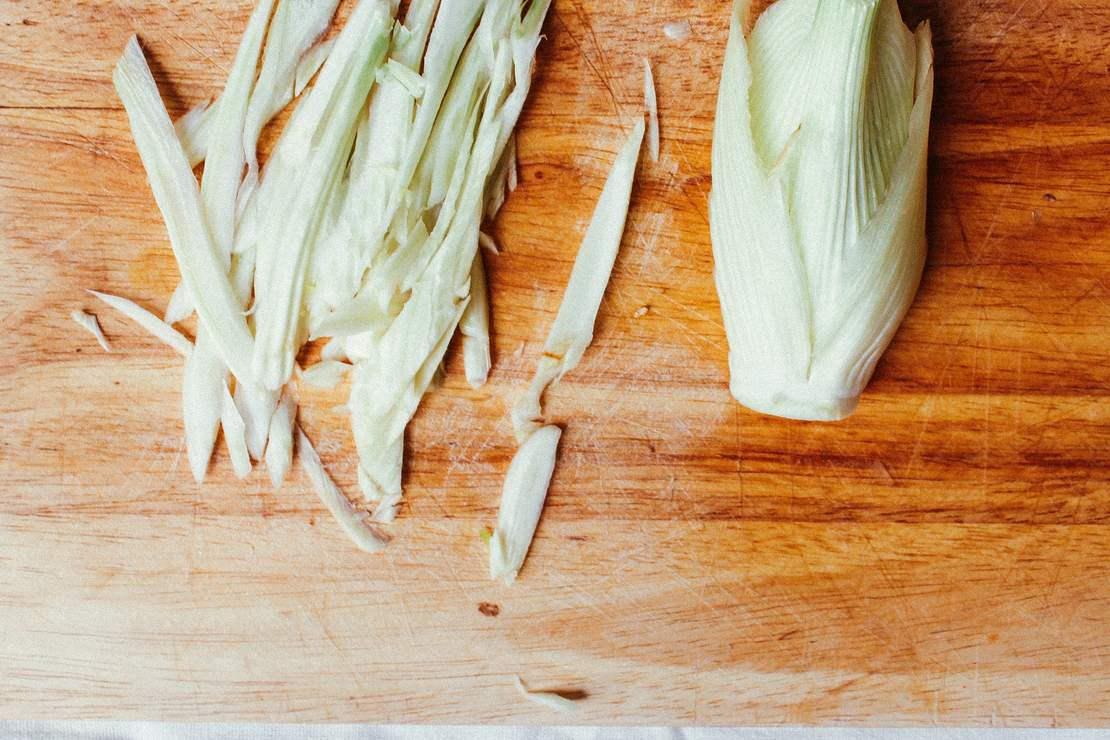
[2,0,1109,726]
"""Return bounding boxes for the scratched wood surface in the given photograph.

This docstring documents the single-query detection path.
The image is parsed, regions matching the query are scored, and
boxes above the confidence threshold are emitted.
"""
[2,0,1110,726]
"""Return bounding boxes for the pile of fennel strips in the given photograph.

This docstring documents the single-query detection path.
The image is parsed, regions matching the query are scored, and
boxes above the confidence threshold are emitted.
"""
[102,0,553,551]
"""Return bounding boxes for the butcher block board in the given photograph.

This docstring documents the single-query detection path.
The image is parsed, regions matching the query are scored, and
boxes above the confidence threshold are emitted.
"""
[2,0,1109,727]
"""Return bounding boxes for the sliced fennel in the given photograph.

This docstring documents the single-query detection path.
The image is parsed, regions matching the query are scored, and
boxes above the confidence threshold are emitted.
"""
[643,58,659,163]
[460,252,491,389]
[489,425,562,584]
[294,39,335,98]
[164,281,192,325]
[513,676,579,713]
[221,384,253,479]
[663,20,692,41]
[343,0,552,509]
[113,38,256,386]
[266,390,296,490]
[235,380,279,462]
[71,310,111,352]
[107,0,554,553]
[182,343,224,484]
[88,290,192,357]
[175,100,211,168]
[185,0,274,486]
[300,360,352,390]
[202,0,275,256]
[512,118,645,442]
[296,426,388,553]
[709,0,933,421]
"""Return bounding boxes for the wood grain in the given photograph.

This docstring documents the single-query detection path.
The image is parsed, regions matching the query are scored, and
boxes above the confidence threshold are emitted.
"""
[2,0,1110,726]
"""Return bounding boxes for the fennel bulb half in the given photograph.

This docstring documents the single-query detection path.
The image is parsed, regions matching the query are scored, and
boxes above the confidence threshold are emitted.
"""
[709,0,934,421]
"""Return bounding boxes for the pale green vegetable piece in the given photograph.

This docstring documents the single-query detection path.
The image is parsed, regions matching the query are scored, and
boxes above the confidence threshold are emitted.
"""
[71,310,111,352]
[344,0,440,266]
[88,290,193,357]
[344,0,551,509]
[221,384,253,479]
[163,281,192,325]
[203,0,276,256]
[489,425,561,584]
[378,59,426,99]
[112,38,257,386]
[460,252,491,389]
[511,118,645,442]
[294,39,335,97]
[514,676,579,713]
[235,380,280,462]
[643,58,659,163]
[709,0,933,421]
[187,0,275,485]
[266,390,296,490]
[175,100,211,169]
[300,360,352,390]
[296,426,388,553]
[183,340,224,483]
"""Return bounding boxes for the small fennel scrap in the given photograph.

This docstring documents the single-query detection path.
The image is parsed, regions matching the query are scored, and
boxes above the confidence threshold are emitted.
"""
[513,676,579,713]
[71,310,111,352]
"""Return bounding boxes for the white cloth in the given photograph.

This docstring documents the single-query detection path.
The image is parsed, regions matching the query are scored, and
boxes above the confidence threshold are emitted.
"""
[0,725,1096,739]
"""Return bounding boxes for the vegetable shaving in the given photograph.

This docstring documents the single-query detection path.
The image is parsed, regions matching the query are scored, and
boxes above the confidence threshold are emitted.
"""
[489,425,562,584]
[300,360,352,390]
[511,118,645,442]
[460,253,492,389]
[297,426,388,553]
[663,20,692,41]
[643,58,659,163]
[266,390,296,490]
[513,676,579,713]
[113,38,257,386]
[71,310,111,352]
[88,290,192,357]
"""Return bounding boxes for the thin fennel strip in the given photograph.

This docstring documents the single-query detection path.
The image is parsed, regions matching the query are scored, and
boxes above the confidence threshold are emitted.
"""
[294,39,335,97]
[266,390,296,490]
[185,0,275,484]
[643,57,659,162]
[175,100,211,168]
[88,290,193,357]
[220,384,253,479]
[345,0,552,507]
[112,37,256,386]
[514,676,579,713]
[296,426,388,553]
[511,118,645,442]
[460,252,491,389]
